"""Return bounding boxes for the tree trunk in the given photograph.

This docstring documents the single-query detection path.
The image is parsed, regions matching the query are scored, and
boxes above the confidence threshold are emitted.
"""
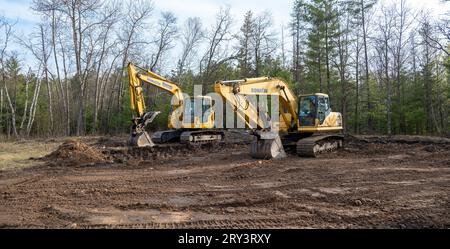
[41,25,54,136]
[325,23,331,100]
[19,75,29,134]
[0,87,3,133]
[71,5,85,136]
[385,41,391,135]
[361,0,372,132]
[51,9,68,136]
[59,36,70,135]
[3,84,19,138]
[27,70,43,136]
[318,52,323,92]
[355,34,360,134]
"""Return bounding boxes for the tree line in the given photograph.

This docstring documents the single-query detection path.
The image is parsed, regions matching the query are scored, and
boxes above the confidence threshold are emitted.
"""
[0,0,448,139]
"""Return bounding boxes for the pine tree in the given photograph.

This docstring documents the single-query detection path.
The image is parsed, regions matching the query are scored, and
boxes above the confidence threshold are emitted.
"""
[237,11,255,78]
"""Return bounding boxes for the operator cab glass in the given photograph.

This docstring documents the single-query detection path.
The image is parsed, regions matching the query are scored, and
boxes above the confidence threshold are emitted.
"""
[183,97,211,124]
[202,97,212,123]
[317,95,331,124]
[299,95,317,126]
[298,94,331,126]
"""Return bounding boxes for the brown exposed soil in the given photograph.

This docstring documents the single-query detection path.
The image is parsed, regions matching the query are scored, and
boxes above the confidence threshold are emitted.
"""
[0,132,449,228]
[43,140,111,166]
[41,140,111,166]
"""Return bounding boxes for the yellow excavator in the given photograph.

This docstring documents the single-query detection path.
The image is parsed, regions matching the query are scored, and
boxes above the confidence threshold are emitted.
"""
[214,77,344,159]
[128,62,343,158]
[127,62,224,147]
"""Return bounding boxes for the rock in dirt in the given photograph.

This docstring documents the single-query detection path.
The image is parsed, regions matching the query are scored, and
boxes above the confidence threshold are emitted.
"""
[43,140,110,166]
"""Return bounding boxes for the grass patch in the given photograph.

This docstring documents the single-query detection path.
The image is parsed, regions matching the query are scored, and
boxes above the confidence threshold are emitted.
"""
[0,140,61,170]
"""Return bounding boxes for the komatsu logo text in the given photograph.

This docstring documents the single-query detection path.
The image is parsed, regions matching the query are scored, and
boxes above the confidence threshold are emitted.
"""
[162,82,173,90]
[251,88,268,93]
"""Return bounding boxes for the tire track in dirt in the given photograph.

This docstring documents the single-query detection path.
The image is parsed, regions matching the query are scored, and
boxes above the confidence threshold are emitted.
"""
[80,217,292,229]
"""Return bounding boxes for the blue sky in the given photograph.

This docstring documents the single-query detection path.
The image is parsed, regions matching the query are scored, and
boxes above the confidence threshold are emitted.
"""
[0,0,295,34]
[0,0,449,70]
[1,0,448,35]
[0,0,297,69]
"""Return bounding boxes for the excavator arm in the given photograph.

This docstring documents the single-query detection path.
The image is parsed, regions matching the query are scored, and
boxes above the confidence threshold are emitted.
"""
[214,77,298,133]
[214,77,298,159]
[128,62,184,117]
[127,62,184,146]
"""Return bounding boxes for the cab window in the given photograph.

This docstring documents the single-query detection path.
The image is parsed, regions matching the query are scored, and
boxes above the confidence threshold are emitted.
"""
[298,95,317,126]
[317,96,330,124]
[183,99,195,123]
[202,98,211,123]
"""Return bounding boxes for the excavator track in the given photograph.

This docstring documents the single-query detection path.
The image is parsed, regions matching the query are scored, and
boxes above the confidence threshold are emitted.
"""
[180,130,224,144]
[152,130,183,144]
[296,134,343,157]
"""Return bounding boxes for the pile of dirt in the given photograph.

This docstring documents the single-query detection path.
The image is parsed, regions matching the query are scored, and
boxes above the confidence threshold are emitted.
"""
[43,140,110,166]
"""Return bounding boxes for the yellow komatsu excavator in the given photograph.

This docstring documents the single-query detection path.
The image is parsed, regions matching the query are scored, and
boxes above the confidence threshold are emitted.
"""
[128,62,224,147]
[214,77,344,159]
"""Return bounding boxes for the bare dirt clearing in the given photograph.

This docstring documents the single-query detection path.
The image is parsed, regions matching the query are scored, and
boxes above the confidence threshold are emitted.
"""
[0,133,449,228]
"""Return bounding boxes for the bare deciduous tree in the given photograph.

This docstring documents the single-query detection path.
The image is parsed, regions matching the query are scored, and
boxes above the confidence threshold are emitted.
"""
[201,7,234,92]
[113,0,153,128]
[390,0,414,133]
[0,17,19,138]
[177,17,203,79]
[150,11,178,72]
[252,11,277,77]
[374,3,395,135]
[237,11,255,78]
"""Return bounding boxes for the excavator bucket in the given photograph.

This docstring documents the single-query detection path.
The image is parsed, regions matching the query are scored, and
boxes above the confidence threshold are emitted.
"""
[128,111,161,147]
[129,131,155,147]
[250,132,286,159]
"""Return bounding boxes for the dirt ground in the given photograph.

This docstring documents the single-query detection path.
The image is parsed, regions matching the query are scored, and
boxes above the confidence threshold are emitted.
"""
[0,131,449,228]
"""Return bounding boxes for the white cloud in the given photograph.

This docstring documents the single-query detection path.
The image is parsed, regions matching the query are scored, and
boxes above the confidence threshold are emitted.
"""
[0,0,40,24]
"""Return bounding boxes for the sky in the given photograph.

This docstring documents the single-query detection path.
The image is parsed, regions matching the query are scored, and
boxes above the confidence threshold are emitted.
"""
[1,0,448,33]
[0,0,449,70]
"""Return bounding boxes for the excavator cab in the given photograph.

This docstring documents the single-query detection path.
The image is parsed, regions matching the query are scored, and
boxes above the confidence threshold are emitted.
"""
[298,93,343,132]
[180,96,214,129]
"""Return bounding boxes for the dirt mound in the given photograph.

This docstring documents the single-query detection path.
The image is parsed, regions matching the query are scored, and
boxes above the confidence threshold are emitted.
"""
[44,140,110,166]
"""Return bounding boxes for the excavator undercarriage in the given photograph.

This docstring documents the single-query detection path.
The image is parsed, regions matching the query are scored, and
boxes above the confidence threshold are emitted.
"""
[249,131,344,159]
[295,134,344,157]
[152,129,224,144]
